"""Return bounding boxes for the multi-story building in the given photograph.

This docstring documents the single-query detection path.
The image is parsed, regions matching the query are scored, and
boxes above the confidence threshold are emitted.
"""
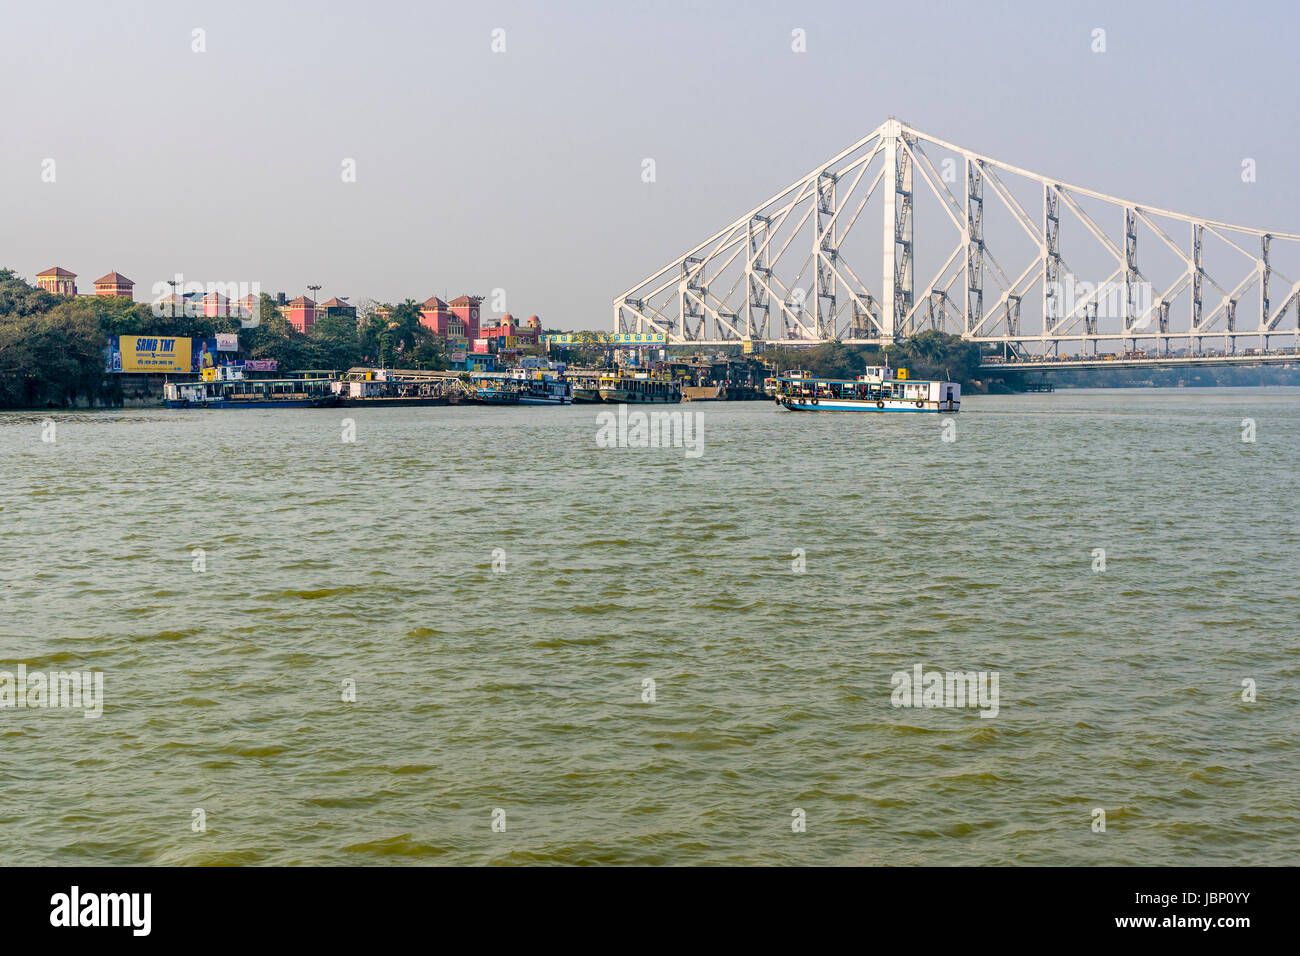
[285,296,318,334]
[93,271,134,298]
[319,297,357,322]
[419,296,453,335]
[482,313,542,348]
[35,266,77,296]
[448,295,482,341]
[420,294,483,348]
[202,292,232,317]
[236,293,259,320]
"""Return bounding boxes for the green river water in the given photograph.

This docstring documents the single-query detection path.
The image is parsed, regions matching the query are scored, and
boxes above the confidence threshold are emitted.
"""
[1,388,1296,864]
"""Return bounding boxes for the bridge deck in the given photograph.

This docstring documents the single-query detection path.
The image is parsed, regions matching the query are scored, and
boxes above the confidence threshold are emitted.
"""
[980,353,1300,372]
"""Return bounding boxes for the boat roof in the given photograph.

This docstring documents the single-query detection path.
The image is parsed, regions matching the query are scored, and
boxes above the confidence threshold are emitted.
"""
[776,374,939,385]
[777,375,865,384]
[181,377,332,384]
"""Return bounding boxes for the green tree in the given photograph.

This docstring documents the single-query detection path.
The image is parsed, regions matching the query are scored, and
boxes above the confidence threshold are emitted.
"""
[0,268,58,317]
[0,296,104,407]
[884,331,981,384]
[307,311,360,371]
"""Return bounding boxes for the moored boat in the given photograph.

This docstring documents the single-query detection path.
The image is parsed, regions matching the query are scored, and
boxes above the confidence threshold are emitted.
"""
[333,373,454,406]
[163,366,342,408]
[469,375,522,405]
[774,363,960,413]
[597,372,682,404]
[508,368,573,405]
[568,374,603,403]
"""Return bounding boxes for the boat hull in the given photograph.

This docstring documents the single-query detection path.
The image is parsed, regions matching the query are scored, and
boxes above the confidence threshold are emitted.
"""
[165,398,342,409]
[598,389,681,404]
[778,397,958,413]
[341,396,451,407]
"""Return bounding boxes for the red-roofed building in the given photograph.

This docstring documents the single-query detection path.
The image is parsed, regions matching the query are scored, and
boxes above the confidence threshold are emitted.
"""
[236,293,259,321]
[319,297,357,321]
[482,313,541,347]
[154,292,187,318]
[419,296,461,337]
[202,292,232,317]
[35,266,76,296]
[93,271,134,298]
[286,296,318,334]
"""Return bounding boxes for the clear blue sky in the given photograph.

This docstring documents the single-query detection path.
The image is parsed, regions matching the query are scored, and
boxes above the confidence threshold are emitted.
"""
[3,0,1297,328]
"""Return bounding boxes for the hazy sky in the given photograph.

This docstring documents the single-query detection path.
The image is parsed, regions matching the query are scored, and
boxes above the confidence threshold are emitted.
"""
[4,0,1299,329]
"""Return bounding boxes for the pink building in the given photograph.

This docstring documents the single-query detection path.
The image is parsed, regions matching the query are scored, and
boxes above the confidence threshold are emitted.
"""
[236,293,259,320]
[202,292,232,317]
[286,296,317,334]
[420,294,482,342]
[419,296,455,335]
[482,313,541,346]
[448,295,482,341]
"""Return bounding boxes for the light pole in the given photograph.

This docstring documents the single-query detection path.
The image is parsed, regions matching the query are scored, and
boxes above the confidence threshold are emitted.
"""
[307,285,322,335]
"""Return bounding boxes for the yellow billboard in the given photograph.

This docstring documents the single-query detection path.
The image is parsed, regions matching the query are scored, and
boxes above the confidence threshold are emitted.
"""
[118,335,192,373]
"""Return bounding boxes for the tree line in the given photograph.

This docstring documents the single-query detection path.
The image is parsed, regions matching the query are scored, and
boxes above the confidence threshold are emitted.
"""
[0,270,450,407]
[763,331,985,385]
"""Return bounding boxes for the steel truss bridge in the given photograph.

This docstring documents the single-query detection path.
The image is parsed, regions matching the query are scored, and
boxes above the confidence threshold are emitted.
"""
[613,118,1300,357]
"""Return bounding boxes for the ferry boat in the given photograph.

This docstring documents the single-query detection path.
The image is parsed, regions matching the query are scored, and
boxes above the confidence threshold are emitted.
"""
[508,368,573,405]
[597,372,682,404]
[469,375,522,405]
[332,371,454,406]
[164,366,342,408]
[569,375,603,403]
[774,363,960,413]
[763,369,807,397]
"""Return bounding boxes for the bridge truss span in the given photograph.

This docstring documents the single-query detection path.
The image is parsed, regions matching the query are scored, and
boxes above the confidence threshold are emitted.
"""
[613,119,1300,355]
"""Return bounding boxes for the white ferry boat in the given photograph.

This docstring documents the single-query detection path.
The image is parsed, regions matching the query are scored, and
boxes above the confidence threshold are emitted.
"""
[774,363,959,413]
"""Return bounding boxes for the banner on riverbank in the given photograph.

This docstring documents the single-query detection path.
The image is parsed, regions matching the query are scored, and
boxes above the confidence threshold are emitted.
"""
[105,336,227,373]
[111,335,194,373]
[545,332,667,346]
[194,338,218,371]
[215,333,239,352]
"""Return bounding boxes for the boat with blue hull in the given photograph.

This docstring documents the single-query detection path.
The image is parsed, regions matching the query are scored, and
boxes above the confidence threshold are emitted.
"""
[508,369,573,405]
[774,364,960,413]
[468,375,522,405]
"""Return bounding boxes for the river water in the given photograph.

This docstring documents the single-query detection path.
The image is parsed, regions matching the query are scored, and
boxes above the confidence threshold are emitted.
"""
[1,388,1296,865]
